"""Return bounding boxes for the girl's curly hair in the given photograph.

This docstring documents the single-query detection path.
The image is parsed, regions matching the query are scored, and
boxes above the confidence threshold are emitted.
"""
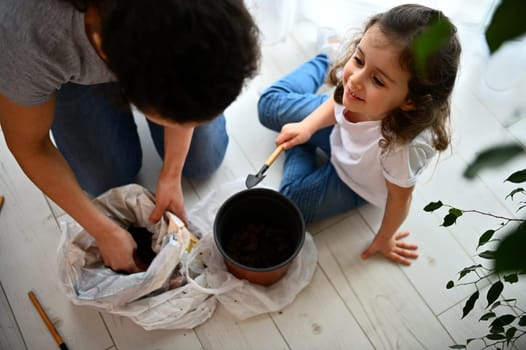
[329,4,461,151]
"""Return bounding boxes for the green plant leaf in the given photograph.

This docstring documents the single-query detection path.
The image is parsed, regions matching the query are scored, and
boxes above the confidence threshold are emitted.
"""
[485,0,526,53]
[519,315,526,326]
[506,327,517,345]
[478,250,496,260]
[501,298,516,303]
[478,230,496,247]
[463,144,524,179]
[449,345,466,349]
[486,333,506,340]
[490,314,516,327]
[412,17,453,77]
[503,274,518,284]
[458,264,482,279]
[449,208,463,217]
[442,213,460,226]
[495,224,526,272]
[462,290,479,319]
[490,301,501,311]
[486,281,504,307]
[480,312,496,321]
[506,187,525,200]
[446,280,454,289]
[490,324,505,334]
[505,169,526,184]
[424,201,443,212]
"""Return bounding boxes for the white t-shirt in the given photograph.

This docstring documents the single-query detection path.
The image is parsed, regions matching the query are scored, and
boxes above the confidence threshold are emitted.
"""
[330,103,437,208]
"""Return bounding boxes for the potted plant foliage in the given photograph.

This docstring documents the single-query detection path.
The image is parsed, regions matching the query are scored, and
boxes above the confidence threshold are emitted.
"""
[424,167,525,349]
[420,1,526,347]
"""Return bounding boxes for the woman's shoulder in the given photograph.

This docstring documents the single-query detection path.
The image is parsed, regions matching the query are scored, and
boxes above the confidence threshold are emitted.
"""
[0,0,112,105]
[1,0,74,43]
[0,1,77,103]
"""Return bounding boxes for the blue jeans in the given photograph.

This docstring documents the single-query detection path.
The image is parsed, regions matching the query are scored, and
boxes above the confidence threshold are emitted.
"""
[52,83,228,196]
[257,54,366,223]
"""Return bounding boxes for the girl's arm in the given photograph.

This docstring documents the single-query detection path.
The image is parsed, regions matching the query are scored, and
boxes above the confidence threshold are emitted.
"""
[276,96,336,149]
[361,179,419,265]
[148,123,193,225]
[0,92,139,272]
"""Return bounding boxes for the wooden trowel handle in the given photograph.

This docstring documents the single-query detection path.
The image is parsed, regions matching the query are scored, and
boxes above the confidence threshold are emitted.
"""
[264,145,284,166]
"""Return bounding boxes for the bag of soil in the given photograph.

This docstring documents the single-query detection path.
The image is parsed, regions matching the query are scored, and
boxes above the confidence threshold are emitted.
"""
[57,181,317,330]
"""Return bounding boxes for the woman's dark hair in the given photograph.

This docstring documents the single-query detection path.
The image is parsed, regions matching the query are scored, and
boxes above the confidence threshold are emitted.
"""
[329,4,461,151]
[62,0,261,124]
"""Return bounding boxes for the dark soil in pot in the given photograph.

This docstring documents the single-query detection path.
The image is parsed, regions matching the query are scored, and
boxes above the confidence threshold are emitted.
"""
[214,188,305,285]
[224,223,295,268]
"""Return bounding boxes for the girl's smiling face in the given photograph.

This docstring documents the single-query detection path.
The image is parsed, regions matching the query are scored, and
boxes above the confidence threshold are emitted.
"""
[341,25,415,122]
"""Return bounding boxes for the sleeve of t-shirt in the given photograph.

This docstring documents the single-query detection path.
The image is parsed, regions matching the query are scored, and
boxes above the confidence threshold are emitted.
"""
[0,31,62,105]
[380,134,437,188]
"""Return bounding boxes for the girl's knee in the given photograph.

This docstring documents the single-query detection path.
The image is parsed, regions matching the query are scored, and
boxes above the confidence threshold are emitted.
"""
[258,89,291,133]
[257,89,278,126]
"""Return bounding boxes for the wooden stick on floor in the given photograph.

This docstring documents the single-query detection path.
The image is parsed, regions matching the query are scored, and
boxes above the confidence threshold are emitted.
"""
[28,291,69,350]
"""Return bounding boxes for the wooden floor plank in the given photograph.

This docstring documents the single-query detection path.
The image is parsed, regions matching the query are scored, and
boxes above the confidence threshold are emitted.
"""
[0,132,114,350]
[270,267,374,350]
[102,314,203,350]
[195,305,288,350]
[315,212,455,349]
[0,281,26,350]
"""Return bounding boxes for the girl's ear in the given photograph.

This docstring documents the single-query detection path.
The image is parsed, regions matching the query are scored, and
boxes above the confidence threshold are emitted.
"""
[401,97,416,111]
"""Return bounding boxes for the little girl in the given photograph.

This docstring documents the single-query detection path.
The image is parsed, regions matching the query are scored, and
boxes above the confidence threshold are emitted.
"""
[257,4,461,265]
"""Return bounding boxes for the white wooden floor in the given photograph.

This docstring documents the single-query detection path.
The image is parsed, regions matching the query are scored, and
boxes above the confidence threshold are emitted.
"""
[2,1,526,349]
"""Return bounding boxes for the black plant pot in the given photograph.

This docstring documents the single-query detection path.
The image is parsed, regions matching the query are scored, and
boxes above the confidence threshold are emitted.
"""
[214,188,305,286]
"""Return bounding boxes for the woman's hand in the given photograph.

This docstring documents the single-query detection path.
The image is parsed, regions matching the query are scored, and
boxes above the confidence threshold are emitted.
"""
[97,226,140,273]
[149,171,187,225]
[146,120,193,225]
[361,230,418,265]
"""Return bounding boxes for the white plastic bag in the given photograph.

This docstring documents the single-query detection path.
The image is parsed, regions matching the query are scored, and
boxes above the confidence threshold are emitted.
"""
[57,181,317,330]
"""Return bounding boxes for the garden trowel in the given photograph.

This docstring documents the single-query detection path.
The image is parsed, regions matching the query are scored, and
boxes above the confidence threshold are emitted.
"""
[245,145,284,188]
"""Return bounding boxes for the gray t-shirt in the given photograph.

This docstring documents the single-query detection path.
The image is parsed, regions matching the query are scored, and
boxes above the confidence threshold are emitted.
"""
[0,0,115,106]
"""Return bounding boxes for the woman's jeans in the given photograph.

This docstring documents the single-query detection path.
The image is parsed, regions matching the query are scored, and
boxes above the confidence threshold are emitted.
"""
[52,82,228,196]
[257,53,366,223]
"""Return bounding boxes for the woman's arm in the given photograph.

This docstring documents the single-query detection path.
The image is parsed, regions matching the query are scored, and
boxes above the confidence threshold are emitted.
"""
[148,123,193,224]
[361,179,418,265]
[276,96,336,149]
[0,92,139,272]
